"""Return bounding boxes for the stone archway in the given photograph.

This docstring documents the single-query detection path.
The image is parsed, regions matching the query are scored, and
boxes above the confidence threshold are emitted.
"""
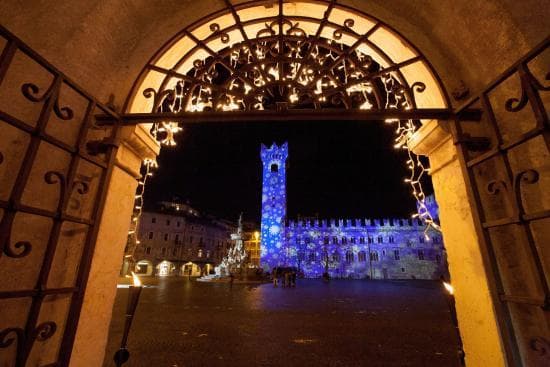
[0,1,548,366]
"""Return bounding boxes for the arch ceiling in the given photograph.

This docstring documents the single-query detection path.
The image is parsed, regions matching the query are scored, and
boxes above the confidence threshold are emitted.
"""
[127,0,449,116]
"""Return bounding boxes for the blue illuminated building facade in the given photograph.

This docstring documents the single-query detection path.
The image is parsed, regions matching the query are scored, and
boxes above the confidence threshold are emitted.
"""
[260,142,447,280]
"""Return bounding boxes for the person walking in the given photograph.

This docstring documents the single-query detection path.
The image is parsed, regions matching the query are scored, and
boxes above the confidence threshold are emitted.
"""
[272,268,278,287]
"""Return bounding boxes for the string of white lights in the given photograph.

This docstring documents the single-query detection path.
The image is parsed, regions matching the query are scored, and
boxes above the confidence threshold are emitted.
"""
[381,74,441,238]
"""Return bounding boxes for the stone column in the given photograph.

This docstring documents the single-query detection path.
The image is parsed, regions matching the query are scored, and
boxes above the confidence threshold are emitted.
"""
[409,120,506,367]
[69,125,159,367]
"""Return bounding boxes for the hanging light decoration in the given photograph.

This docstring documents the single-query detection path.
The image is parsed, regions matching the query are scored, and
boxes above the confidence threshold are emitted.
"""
[139,15,441,240]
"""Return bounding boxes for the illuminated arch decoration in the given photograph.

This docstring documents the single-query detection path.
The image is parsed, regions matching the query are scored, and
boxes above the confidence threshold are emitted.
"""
[125,0,450,236]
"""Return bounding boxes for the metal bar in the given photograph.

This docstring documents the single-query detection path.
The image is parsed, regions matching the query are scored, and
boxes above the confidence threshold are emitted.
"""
[0,287,78,299]
[97,108,481,126]
[499,294,547,307]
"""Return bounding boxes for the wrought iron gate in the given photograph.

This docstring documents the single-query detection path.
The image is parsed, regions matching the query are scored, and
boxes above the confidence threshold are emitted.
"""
[452,37,549,366]
[0,25,121,366]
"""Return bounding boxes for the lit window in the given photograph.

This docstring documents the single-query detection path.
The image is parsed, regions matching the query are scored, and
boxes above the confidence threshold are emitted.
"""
[198,249,203,257]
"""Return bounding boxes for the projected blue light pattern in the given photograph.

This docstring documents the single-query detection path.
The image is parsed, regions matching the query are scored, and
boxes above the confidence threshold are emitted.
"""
[260,142,289,269]
[259,142,447,279]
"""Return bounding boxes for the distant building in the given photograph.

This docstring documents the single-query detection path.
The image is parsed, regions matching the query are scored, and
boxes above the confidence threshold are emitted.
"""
[132,201,235,276]
[242,224,261,268]
[260,142,447,279]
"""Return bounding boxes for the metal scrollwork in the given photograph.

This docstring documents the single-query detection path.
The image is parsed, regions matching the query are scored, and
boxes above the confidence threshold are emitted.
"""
[148,26,415,116]
[487,180,507,195]
[44,170,67,213]
[505,67,550,113]
[530,337,550,359]
[0,213,33,258]
[21,80,74,120]
[33,322,57,341]
[513,169,539,217]
[0,322,57,366]
[209,23,230,44]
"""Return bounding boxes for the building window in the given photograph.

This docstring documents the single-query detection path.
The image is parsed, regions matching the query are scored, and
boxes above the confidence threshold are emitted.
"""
[394,250,400,260]
[388,236,394,243]
[370,252,379,261]
[332,252,340,262]
[177,221,181,227]
[198,249,203,258]
[175,234,180,244]
[206,251,210,258]
[151,217,156,223]
[148,232,153,239]
[333,237,338,244]
[377,236,383,243]
[342,237,347,244]
[368,237,373,244]
[359,237,365,244]
[436,254,441,263]
[164,233,169,241]
[298,251,305,261]
[401,267,405,272]
[166,219,170,225]
[161,247,166,256]
[358,251,366,262]
[172,248,177,256]
[345,251,354,263]
[433,236,441,244]
[323,237,329,244]
[419,236,425,244]
[418,250,425,260]
[145,247,151,254]
[305,237,311,244]
[270,163,279,173]
[308,252,316,262]
[190,236,193,244]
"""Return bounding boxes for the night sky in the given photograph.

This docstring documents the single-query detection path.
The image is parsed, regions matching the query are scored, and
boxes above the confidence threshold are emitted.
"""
[144,120,433,224]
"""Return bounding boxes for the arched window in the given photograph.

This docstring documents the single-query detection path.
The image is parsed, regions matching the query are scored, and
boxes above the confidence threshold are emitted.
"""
[358,251,366,262]
[346,251,354,263]
[270,163,279,173]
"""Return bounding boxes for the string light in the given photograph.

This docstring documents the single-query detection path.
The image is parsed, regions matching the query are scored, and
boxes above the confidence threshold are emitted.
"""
[381,74,441,237]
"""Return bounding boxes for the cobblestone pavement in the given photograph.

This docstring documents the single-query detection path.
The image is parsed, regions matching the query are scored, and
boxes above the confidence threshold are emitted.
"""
[103,278,461,367]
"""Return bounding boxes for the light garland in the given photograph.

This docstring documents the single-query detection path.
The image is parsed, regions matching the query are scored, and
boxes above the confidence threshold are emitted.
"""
[124,158,158,263]
[140,22,441,244]
[381,74,441,237]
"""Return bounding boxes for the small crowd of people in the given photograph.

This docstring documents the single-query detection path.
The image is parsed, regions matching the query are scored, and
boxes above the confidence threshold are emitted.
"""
[271,267,298,287]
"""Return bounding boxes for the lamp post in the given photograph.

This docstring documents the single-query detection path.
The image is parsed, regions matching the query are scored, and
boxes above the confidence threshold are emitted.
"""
[114,272,143,366]
[442,280,465,365]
